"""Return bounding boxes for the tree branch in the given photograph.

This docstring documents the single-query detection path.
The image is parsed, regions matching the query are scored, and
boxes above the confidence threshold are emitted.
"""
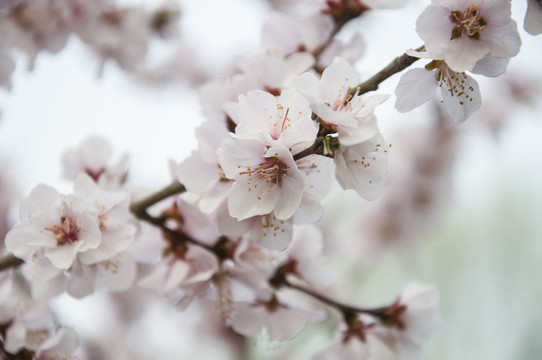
[0,254,23,272]
[349,46,424,97]
[129,180,185,217]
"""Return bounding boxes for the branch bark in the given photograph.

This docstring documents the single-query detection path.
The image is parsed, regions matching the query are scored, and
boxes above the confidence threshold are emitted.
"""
[349,46,424,97]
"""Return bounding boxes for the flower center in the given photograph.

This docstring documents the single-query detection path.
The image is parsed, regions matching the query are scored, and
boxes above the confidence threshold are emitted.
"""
[427,60,474,105]
[238,156,289,192]
[271,104,291,140]
[45,215,81,246]
[449,6,487,40]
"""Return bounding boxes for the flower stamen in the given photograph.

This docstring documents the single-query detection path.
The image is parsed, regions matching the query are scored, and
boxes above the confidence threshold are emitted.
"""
[450,6,487,40]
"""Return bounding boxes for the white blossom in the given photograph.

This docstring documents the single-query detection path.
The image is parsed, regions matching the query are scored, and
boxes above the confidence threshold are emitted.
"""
[294,57,388,146]
[525,0,542,35]
[416,0,521,72]
[334,134,389,200]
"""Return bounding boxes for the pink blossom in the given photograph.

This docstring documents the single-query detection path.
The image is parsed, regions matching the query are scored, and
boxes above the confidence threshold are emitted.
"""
[294,57,388,146]
[334,134,389,200]
[416,0,521,72]
[525,0,542,35]
[218,138,307,221]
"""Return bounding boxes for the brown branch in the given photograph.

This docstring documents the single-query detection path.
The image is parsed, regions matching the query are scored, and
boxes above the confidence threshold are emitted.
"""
[349,46,425,97]
[293,137,325,161]
[129,180,185,217]
[0,254,23,272]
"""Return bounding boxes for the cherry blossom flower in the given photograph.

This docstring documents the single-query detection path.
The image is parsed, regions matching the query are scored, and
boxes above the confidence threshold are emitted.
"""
[525,0,542,35]
[294,57,388,146]
[5,174,136,298]
[34,326,78,360]
[236,51,315,92]
[334,134,389,200]
[396,60,481,122]
[262,11,334,55]
[396,50,510,122]
[78,7,151,74]
[416,0,521,72]
[285,225,336,290]
[138,244,219,311]
[177,120,232,214]
[224,89,318,152]
[5,183,102,272]
[227,294,319,341]
[218,138,307,221]
[198,73,260,123]
[62,136,128,186]
[373,283,443,359]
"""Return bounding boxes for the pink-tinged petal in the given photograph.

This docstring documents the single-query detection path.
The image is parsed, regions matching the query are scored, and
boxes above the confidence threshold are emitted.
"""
[253,215,293,250]
[184,246,219,284]
[312,102,358,127]
[164,260,191,293]
[44,244,79,270]
[292,72,321,104]
[338,113,380,146]
[196,120,230,163]
[23,184,60,219]
[335,135,389,200]
[265,307,315,341]
[228,175,281,221]
[4,320,27,354]
[320,57,360,106]
[95,253,136,292]
[230,303,267,337]
[525,0,542,35]
[177,150,221,195]
[199,180,231,214]
[217,137,266,179]
[484,21,521,58]
[481,0,512,26]
[416,5,455,49]
[440,73,481,122]
[443,39,491,72]
[471,55,509,77]
[21,256,62,283]
[215,201,252,237]
[395,68,438,112]
[79,224,136,264]
[36,327,78,358]
[262,12,301,53]
[268,146,306,220]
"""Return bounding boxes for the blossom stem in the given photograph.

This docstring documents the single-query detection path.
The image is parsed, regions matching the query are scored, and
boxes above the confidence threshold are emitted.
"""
[349,46,425,97]
[293,137,325,161]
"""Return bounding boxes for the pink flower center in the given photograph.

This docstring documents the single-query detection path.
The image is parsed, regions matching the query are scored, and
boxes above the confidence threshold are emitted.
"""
[449,6,487,40]
[271,105,291,140]
[238,156,289,198]
[45,215,81,246]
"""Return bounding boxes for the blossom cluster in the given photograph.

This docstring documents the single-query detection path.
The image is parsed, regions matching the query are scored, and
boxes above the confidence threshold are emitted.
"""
[0,0,539,358]
[0,0,180,90]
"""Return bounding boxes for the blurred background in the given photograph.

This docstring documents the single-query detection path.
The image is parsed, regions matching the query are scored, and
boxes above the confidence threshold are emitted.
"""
[0,0,541,359]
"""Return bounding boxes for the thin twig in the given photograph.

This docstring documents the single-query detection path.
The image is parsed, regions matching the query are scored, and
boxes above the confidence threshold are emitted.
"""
[130,180,185,216]
[0,254,23,272]
[349,46,425,97]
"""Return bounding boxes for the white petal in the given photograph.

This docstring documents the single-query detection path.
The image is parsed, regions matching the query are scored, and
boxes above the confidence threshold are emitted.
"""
[471,55,510,77]
[440,73,481,122]
[395,68,438,112]
[525,0,542,35]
